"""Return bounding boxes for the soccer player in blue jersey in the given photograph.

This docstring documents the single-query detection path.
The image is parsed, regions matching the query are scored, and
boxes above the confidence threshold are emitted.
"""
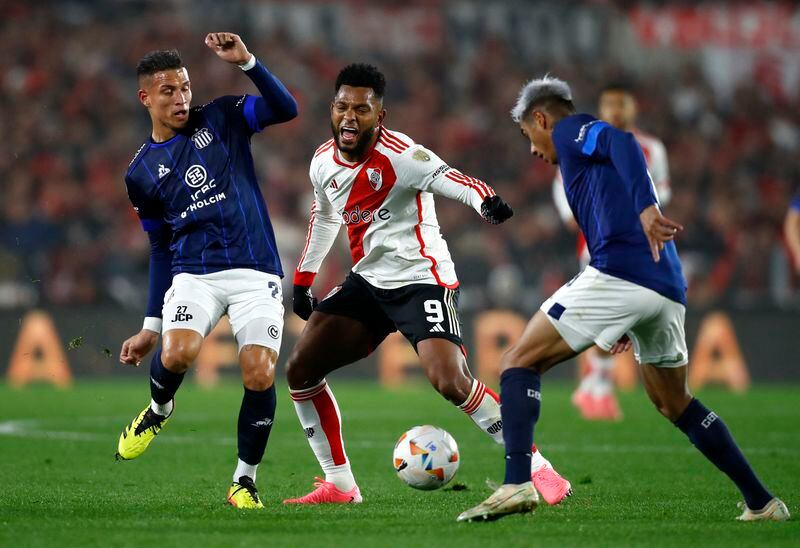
[115,32,298,509]
[784,190,800,274]
[458,76,789,522]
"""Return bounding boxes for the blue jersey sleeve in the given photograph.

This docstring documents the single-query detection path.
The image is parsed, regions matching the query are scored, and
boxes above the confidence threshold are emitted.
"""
[557,115,657,215]
[210,60,298,136]
[125,174,165,231]
[125,174,172,319]
[791,190,800,212]
[145,226,173,319]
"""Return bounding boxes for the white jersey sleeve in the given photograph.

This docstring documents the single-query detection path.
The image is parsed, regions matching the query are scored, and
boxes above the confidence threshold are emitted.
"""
[634,130,671,207]
[294,148,343,286]
[551,170,575,224]
[648,138,671,206]
[397,145,494,215]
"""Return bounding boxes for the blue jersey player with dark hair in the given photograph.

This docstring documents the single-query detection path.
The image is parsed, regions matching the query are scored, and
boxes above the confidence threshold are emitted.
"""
[785,189,800,274]
[458,76,789,523]
[116,32,298,509]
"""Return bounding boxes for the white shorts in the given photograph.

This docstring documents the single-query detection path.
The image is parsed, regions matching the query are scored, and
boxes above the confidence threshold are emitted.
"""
[540,266,688,367]
[162,268,284,355]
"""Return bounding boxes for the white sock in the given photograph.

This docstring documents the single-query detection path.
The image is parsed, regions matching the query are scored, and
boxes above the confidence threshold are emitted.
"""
[458,379,504,445]
[290,380,356,492]
[588,351,615,398]
[458,380,556,474]
[150,398,173,417]
[530,444,551,472]
[233,458,258,483]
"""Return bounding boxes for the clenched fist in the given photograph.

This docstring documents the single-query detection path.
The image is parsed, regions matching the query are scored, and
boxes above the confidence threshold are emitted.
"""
[204,32,252,65]
[481,195,514,225]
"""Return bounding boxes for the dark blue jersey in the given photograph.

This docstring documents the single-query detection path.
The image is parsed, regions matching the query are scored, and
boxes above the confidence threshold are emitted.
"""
[124,60,298,318]
[791,189,800,212]
[553,113,687,305]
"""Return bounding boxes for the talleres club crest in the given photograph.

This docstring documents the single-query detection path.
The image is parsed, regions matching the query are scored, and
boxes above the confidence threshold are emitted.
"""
[366,167,383,191]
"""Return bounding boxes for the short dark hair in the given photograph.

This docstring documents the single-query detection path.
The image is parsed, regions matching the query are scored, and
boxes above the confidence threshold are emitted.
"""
[137,49,183,79]
[335,63,386,98]
[600,81,636,97]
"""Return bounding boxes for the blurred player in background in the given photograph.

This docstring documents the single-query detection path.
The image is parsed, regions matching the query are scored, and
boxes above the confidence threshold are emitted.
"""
[283,64,571,506]
[458,76,788,523]
[116,33,298,509]
[553,83,672,421]
[784,189,800,273]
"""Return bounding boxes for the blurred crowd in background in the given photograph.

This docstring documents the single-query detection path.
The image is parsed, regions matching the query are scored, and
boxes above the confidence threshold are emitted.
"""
[2,0,800,315]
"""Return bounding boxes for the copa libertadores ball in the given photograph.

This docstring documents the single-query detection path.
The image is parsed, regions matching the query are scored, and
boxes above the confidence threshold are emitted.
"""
[392,425,459,490]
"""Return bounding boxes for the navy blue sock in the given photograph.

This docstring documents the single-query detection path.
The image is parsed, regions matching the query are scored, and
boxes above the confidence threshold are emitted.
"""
[149,349,185,407]
[674,398,772,510]
[500,367,541,485]
[238,385,277,465]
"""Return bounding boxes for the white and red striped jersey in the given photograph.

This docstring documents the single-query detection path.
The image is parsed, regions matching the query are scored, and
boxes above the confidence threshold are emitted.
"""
[552,127,671,263]
[294,128,495,290]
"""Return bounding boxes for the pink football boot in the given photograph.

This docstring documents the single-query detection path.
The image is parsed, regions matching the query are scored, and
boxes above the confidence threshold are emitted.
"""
[531,464,572,505]
[594,393,623,421]
[571,389,598,420]
[283,477,363,504]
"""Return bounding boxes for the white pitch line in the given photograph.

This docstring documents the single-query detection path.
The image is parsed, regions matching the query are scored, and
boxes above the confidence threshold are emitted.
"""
[1,418,798,456]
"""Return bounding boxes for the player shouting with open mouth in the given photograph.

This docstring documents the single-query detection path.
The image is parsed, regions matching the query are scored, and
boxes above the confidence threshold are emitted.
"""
[283,64,571,506]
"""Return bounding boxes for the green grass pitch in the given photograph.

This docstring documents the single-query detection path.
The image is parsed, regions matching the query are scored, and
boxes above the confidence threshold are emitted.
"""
[0,379,797,547]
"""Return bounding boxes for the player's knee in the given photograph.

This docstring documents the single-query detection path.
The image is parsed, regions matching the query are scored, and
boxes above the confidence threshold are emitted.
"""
[242,367,274,391]
[240,347,276,391]
[285,350,319,391]
[160,345,195,373]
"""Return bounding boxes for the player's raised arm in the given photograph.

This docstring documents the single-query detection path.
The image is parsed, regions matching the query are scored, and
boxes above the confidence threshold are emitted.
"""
[586,123,682,261]
[293,169,343,320]
[205,32,298,129]
[402,146,513,225]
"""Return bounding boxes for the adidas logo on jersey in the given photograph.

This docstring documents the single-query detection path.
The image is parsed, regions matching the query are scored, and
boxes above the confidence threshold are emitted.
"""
[158,164,171,178]
[329,179,338,189]
[429,323,445,333]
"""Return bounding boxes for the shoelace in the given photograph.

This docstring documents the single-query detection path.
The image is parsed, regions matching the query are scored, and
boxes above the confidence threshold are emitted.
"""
[294,477,335,503]
[134,409,166,436]
[234,477,260,503]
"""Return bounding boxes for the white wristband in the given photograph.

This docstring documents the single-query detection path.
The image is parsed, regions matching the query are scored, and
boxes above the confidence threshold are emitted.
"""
[143,317,163,334]
[238,54,256,71]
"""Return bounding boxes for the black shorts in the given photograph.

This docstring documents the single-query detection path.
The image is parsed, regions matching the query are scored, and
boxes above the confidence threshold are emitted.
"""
[315,272,463,351]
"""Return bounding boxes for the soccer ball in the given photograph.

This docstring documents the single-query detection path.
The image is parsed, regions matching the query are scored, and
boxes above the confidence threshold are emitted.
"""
[392,425,459,490]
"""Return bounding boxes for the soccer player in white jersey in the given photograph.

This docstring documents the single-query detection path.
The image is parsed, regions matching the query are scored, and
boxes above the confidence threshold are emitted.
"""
[458,76,788,522]
[282,64,571,505]
[552,83,672,421]
[116,33,298,509]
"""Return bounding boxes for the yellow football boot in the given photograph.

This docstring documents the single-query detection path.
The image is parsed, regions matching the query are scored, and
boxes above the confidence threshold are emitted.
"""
[227,476,264,509]
[116,404,171,460]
